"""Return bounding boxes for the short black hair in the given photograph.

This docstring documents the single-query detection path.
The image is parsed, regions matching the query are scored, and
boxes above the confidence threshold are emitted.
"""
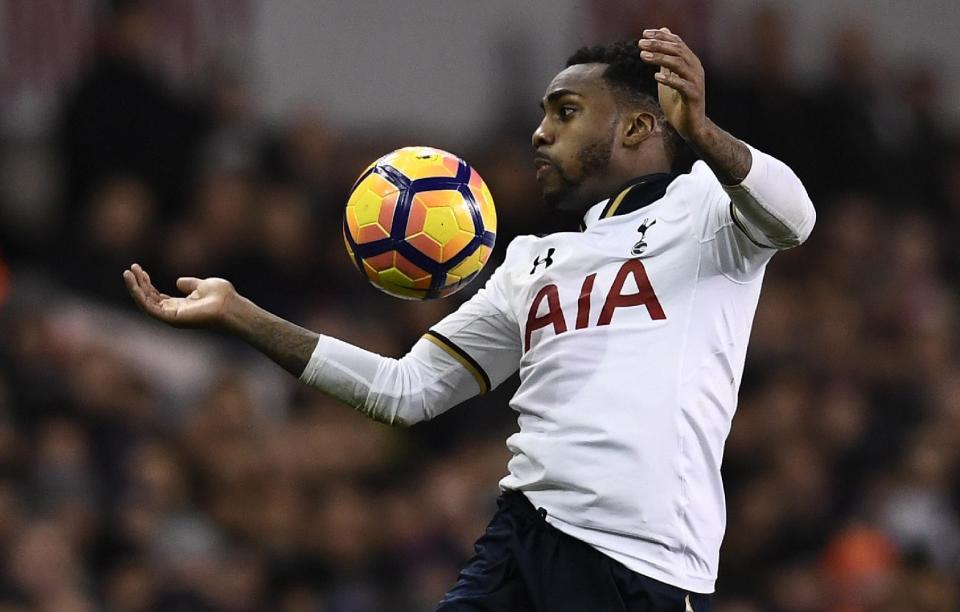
[566,41,683,164]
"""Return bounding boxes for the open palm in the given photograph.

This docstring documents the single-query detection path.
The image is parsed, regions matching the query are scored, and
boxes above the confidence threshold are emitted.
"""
[122,264,235,329]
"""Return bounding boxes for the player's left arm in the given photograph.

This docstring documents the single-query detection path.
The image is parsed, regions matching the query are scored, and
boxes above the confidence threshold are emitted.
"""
[639,28,815,249]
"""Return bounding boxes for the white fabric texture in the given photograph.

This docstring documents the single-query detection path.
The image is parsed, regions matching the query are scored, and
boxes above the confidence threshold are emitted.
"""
[723,144,816,249]
[298,334,480,426]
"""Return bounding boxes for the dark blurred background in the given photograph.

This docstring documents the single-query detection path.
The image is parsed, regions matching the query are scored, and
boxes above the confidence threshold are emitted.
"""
[1,0,960,610]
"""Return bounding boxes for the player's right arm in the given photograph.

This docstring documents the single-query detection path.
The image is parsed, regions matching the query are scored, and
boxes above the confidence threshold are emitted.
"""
[123,261,520,426]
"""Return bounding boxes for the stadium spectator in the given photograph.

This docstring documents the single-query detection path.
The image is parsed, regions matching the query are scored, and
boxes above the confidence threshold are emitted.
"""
[1,4,959,609]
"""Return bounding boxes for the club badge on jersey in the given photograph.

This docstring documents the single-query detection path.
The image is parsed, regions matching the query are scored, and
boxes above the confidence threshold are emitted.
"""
[632,218,657,255]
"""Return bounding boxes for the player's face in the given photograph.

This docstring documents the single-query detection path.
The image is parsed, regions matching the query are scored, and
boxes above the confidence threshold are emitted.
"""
[533,64,621,212]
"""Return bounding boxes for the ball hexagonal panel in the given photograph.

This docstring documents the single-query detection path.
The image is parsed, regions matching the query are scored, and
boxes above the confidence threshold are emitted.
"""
[405,232,443,262]
[393,253,432,289]
[478,244,492,265]
[441,229,475,262]
[362,252,394,274]
[344,207,360,238]
[452,194,476,233]
[382,147,460,181]
[379,266,413,289]
[356,222,389,243]
[422,207,459,246]
[447,244,483,280]
[412,189,462,210]
[376,192,399,235]
[405,196,429,236]
[349,180,390,227]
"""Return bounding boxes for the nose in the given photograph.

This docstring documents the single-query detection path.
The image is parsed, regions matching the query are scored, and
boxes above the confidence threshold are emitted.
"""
[532,118,553,149]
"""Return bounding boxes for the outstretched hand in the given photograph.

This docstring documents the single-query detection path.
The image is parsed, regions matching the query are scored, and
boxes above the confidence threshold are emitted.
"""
[122,264,236,329]
[639,28,706,142]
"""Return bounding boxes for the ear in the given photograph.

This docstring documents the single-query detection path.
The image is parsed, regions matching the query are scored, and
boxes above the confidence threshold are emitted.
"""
[621,111,658,148]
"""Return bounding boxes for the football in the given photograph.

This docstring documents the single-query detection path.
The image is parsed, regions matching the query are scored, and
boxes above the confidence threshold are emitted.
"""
[343,147,497,300]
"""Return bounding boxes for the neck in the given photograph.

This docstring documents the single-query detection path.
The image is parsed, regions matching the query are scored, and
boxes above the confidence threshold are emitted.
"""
[593,161,673,204]
[626,157,672,178]
[605,147,672,194]
[555,152,673,214]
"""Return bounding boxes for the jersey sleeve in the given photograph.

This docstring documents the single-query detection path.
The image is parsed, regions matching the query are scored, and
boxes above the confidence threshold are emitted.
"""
[425,255,522,394]
[692,144,815,281]
[300,333,484,425]
[298,248,521,426]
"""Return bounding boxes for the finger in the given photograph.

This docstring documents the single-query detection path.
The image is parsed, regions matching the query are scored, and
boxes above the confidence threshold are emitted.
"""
[132,264,164,301]
[133,264,160,298]
[124,268,150,303]
[123,269,162,317]
[122,269,140,298]
[131,264,152,292]
[655,70,696,98]
[644,29,691,63]
[640,50,688,76]
[642,28,681,43]
[638,39,684,57]
[176,277,202,295]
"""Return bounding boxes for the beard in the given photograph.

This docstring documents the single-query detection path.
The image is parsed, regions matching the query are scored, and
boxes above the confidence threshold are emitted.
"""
[542,129,615,212]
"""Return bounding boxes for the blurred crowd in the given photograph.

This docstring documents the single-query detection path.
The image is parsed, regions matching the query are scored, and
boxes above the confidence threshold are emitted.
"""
[2,1,960,611]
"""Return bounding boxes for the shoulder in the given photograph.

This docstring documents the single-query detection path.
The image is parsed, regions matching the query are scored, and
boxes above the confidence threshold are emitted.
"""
[673,160,722,193]
[500,234,538,265]
[667,160,729,216]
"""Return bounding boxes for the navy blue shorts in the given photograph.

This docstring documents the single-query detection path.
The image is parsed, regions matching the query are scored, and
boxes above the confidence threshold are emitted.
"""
[437,491,712,612]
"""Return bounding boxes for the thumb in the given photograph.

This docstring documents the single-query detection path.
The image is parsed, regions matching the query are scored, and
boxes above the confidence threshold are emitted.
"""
[176,277,202,294]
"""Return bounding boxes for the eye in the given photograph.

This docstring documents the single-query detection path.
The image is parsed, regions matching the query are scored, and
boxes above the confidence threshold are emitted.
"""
[558,105,577,120]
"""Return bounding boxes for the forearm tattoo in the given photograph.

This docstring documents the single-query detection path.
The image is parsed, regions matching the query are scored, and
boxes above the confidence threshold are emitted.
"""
[231,299,320,377]
[691,121,753,186]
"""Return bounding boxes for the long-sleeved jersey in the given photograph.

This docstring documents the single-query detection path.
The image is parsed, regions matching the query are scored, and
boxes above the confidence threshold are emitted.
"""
[300,144,815,593]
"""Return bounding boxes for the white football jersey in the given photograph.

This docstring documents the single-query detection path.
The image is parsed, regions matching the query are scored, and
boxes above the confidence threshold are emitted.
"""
[425,157,809,593]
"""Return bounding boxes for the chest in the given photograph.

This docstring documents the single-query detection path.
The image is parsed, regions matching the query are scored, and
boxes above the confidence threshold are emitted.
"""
[506,210,700,351]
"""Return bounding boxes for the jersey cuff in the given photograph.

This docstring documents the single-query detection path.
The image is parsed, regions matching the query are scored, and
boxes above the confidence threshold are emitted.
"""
[728,201,776,250]
[422,330,491,395]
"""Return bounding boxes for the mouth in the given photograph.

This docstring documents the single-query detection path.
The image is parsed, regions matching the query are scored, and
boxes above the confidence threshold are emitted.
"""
[534,155,555,180]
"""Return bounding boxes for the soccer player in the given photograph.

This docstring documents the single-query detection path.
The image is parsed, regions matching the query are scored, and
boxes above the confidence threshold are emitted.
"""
[124,30,814,611]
